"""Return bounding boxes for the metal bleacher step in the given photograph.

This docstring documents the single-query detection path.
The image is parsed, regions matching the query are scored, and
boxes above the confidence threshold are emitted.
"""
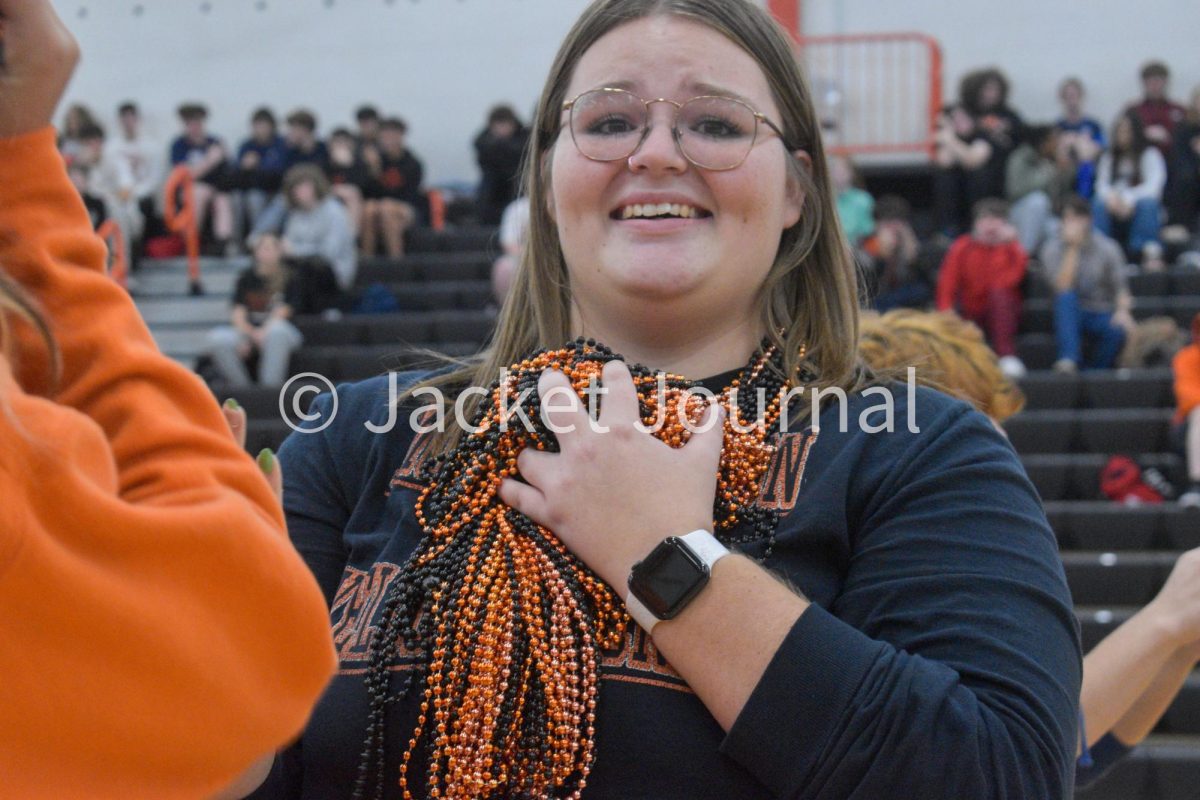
[134,267,238,297]
[1024,453,1184,503]
[136,295,229,326]
[133,256,248,297]
[1078,735,1200,799]
[1062,551,1179,607]
[150,325,213,360]
[1043,500,1200,551]
[1019,369,1174,411]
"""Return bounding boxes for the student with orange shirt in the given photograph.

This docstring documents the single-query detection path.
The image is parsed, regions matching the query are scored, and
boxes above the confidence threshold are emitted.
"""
[1172,313,1200,506]
[0,2,336,797]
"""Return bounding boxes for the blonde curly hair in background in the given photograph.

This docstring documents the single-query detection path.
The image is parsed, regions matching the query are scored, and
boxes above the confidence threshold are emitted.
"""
[859,309,1025,423]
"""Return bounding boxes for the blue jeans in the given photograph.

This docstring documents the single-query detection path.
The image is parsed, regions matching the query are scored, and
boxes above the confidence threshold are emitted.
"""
[1054,291,1126,369]
[1091,195,1161,256]
[873,281,931,313]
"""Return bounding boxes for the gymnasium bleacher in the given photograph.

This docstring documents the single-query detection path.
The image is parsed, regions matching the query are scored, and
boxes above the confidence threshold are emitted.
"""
[134,225,1200,797]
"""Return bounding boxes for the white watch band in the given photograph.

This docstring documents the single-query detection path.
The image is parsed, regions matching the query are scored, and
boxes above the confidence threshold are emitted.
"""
[625,529,730,634]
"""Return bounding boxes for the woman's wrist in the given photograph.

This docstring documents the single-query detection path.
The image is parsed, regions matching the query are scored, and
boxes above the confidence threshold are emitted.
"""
[1141,598,1191,652]
[608,519,714,594]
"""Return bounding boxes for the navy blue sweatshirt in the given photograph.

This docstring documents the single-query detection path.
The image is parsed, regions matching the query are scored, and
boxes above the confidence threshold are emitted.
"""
[256,372,1081,799]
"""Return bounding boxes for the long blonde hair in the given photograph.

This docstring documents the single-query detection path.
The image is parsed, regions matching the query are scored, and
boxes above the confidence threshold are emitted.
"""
[408,0,868,451]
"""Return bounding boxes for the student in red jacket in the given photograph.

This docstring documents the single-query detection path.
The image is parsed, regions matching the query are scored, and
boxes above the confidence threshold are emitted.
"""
[936,197,1029,377]
[0,2,335,797]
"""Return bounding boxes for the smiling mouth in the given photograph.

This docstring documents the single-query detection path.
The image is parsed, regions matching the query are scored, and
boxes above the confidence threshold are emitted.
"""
[611,202,713,221]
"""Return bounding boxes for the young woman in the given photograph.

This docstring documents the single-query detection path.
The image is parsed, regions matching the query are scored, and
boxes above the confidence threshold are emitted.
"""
[0,2,335,796]
[255,1,1081,797]
[1093,112,1168,265]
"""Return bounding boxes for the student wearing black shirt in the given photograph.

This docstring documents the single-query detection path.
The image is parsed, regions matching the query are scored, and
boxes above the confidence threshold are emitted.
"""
[242,1,1080,797]
[474,104,529,225]
[282,108,329,173]
[361,117,423,258]
[325,127,370,238]
[204,234,302,387]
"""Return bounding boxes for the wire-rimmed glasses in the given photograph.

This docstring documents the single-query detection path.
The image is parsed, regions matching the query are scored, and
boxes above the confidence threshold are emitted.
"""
[562,87,792,171]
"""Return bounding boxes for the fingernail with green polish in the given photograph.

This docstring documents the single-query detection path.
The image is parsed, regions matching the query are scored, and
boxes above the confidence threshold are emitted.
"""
[257,448,275,474]
[223,398,241,410]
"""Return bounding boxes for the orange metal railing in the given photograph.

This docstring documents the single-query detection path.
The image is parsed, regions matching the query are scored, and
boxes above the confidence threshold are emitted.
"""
[797,32,943,160]
[427,188,446,232]
[95,219,128,289]
[162,165,202,289]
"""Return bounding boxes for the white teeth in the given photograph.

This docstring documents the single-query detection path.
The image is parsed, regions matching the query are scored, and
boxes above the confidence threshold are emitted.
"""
[618,203,702,219]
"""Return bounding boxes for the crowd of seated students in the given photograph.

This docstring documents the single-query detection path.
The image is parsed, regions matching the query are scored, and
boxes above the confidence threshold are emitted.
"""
[59,61,1200,391]
[56,99,533,275]
[838,60,1200,384]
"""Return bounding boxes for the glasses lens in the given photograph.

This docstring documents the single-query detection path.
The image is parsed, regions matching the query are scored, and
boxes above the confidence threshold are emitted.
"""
[677,97,757,170]
[570,90,646,161]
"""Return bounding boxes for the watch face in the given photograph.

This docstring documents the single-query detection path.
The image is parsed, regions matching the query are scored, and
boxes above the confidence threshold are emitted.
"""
[628,537,711,620]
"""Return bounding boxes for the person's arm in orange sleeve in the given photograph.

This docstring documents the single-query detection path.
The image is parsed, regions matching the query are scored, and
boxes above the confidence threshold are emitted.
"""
[0,3,335,798]
[1173,347,1200,420]
[935,238,965,311]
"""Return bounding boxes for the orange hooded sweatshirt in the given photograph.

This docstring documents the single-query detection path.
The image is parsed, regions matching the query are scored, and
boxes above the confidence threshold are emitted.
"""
[0,128,336,798]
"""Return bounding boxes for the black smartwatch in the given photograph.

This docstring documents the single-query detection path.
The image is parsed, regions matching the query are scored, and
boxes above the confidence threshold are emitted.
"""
[625,529,730,633]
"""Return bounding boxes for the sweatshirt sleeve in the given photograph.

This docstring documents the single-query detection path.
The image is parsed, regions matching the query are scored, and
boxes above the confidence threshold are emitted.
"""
[720,396,1081,799]
[0,128,336,800]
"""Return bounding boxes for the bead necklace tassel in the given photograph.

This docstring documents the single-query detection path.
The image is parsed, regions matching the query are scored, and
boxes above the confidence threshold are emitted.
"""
[354,339,794,799]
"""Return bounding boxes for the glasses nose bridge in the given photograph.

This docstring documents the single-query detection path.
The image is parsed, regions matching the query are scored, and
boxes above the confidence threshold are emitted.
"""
[630,97,686,165]
[641,97,684,136]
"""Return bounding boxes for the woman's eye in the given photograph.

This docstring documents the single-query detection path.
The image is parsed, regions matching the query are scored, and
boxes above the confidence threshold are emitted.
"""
[586,115,638,136]
[690,117,744,139]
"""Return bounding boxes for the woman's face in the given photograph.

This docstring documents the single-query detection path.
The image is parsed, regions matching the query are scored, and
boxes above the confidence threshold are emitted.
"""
[291,180,318,209]
[979,79,1002,110]
[549,15,805,329]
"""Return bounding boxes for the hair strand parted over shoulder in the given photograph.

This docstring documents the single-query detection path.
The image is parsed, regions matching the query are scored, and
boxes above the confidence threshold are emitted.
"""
[405,0,868,451]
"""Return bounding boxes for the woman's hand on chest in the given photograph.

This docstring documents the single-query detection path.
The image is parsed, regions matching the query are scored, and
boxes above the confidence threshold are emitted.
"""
[499,360,724,591]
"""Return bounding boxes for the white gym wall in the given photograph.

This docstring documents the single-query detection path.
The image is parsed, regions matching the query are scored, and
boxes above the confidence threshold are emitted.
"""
[53,0,1200,186]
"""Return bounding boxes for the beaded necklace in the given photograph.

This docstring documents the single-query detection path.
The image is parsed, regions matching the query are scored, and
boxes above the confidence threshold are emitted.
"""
[354,338,801,800]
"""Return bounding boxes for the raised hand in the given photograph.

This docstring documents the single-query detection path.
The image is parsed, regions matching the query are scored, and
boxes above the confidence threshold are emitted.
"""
[0,0,79,138]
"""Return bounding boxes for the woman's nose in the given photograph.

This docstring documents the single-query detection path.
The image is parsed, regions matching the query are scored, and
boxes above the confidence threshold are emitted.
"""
[627,105,689,174]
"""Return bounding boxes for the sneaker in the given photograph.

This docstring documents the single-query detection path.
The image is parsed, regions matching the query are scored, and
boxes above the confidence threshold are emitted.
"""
[998,355,1027,379]
[1181,483,1200,509]
[1052,358,1078,375]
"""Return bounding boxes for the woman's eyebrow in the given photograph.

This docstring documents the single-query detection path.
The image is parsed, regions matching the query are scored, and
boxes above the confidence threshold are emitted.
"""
[689,81,755,106]
[585,79,756,107]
